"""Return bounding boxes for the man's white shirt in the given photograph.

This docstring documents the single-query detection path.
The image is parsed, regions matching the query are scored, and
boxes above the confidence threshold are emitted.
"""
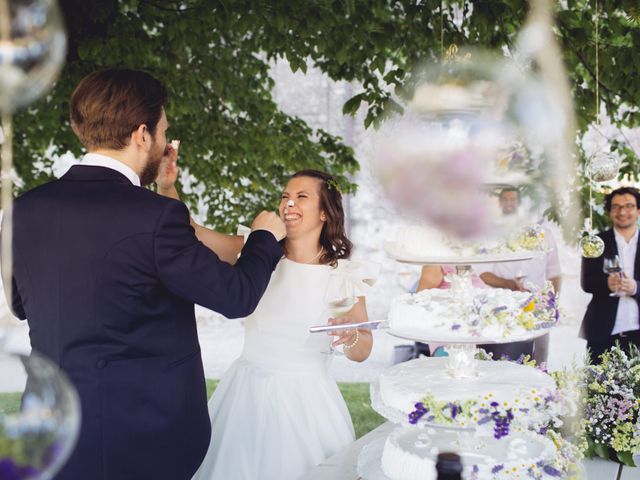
[479,227,561,290]
[80,153,141,187]
[612,228,640,335]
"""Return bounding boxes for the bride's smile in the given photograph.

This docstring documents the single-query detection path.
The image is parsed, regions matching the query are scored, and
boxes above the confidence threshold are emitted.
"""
[279,176,326,237]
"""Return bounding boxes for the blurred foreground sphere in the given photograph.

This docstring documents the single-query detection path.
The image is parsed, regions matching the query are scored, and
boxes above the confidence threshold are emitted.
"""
[0,349,80,479]
[0,0,66,113]
[370,48,565,242]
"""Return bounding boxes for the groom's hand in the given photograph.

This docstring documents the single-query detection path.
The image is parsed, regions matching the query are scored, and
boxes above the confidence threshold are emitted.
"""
[251,211,286,241]
[156,143,179,193]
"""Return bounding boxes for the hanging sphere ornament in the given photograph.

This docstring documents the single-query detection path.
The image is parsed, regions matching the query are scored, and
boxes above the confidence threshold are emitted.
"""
[587,150,621,183]
[579,234,605,258]
[0,350,80,479]
[0,0,67,114]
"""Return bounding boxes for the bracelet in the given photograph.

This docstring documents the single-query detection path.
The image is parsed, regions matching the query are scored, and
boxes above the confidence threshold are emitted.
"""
[343,329,360,350]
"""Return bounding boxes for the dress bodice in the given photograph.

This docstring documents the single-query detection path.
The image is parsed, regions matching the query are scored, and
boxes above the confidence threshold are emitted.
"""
[241,258,334,372]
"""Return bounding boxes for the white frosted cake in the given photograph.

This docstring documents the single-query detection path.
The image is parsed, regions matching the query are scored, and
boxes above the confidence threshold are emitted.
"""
[380,426,558,480]
[385,225,547,263]
[377,357,557,431]
[388,284,558,341]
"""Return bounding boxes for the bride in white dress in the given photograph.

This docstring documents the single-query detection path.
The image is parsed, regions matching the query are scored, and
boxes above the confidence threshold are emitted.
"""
[157,166,376,479]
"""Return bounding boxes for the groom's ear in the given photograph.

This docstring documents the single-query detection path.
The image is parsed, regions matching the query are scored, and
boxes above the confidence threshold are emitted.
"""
[132,124,151,151]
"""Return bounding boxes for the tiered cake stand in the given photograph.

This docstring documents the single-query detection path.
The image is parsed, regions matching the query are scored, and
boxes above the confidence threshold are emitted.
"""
[357,250,561,479]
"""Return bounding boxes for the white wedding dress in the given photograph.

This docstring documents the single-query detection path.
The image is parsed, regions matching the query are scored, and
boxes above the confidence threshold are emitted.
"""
[192,258,375,480]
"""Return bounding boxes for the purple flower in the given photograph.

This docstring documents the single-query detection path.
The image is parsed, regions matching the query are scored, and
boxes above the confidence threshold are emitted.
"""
[449,403,459,418]
[491,464,504,474]
[477,416,492,425]
[542,464,562,477]
[408,403,429,424]
[451,324,461,331]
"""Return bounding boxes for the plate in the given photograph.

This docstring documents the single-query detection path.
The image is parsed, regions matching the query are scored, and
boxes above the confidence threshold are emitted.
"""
[386,325,552,345]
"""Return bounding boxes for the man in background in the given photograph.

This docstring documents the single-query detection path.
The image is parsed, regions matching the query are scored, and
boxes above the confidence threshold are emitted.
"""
[581,187,640,363]
[479,187,562,363]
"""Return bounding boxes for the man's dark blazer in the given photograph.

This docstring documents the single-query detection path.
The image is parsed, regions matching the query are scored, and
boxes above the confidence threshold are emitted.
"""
[580,228,640,342]
[6,165,283,480]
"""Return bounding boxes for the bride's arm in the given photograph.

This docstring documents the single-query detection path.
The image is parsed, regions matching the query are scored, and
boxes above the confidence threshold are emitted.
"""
[156,155,244,264]
[329,297,373,363]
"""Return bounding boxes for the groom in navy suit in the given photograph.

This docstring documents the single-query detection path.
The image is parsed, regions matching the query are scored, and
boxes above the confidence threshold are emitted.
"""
[5,69,286,480]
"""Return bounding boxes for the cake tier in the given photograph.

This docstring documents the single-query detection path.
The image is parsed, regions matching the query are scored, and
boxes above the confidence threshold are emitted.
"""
[380,426,557,480]
[385,225,546,265]
[375,357,557,430]
[388,285,558,343]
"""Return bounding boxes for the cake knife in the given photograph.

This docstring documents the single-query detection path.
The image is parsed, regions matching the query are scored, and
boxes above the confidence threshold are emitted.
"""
[309,320,389,333]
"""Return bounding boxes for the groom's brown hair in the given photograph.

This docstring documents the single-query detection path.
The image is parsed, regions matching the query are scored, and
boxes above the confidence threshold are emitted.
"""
[70,69,168,151]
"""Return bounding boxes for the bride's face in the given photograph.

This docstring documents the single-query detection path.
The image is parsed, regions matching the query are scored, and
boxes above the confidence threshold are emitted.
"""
[279,176,326,239]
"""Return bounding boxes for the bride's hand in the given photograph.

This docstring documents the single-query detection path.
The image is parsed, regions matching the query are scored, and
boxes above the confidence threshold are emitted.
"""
[327,316,358,347]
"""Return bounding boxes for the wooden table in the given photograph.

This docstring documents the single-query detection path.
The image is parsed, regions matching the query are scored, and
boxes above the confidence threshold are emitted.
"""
[299,421,637,479]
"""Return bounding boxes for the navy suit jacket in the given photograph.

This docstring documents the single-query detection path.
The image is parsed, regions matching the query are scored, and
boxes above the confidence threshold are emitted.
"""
[6,165,283,480]
[580,228,640,342]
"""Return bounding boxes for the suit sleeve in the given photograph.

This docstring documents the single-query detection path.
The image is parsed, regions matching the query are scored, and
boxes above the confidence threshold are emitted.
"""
[580,251,609,296]
[10,276,26,320]
[154,200,284,318]
[0,214,26,320]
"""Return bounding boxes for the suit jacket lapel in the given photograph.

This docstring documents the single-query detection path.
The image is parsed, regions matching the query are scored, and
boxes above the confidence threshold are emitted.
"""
[604,228,618,257]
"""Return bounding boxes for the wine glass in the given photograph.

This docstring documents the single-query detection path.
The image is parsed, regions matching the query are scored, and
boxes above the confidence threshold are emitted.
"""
[321,272,359,355]
[603,255,623,297]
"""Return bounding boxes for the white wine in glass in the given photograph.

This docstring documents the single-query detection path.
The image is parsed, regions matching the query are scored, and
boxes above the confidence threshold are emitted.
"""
[322,272,358,354]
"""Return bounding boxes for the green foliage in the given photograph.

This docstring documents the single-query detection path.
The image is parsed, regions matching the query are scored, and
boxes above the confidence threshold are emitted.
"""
[0,393,21,415]
[12,1,640,232]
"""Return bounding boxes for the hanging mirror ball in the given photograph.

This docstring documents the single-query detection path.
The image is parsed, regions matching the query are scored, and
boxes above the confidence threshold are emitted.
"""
[0,349,80,479]
[579,234,605,258]
[0,0,67,114]
[587,151,621,183]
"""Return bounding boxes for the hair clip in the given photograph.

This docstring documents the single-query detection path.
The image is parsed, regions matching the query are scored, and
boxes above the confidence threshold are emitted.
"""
[326,178,340,193]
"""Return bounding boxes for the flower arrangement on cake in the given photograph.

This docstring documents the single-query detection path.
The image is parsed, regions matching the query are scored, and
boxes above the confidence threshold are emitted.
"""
[401,354,587,479]
[507,223,547,252]
[386,222,549,262]
[389,281,560,341]
[583,345,640,466]
[407,387,561,440]
[462,281,559,337]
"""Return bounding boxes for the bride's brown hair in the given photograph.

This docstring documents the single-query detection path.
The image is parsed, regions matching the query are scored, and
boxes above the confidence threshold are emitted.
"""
[290,170,352,267]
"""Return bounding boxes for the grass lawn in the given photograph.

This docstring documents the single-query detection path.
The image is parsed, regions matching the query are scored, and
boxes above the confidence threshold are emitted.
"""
[0,392,21,414]
[205,379,385,439]
[2,381,385,440]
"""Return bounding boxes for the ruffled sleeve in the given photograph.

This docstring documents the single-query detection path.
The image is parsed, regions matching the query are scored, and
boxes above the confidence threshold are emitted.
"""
[336,259,381,297]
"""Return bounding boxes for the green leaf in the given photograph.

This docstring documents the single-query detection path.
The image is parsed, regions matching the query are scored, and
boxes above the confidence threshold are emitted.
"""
[594,442,610,460]
[342,93,364,116]
[616,450,636,467]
